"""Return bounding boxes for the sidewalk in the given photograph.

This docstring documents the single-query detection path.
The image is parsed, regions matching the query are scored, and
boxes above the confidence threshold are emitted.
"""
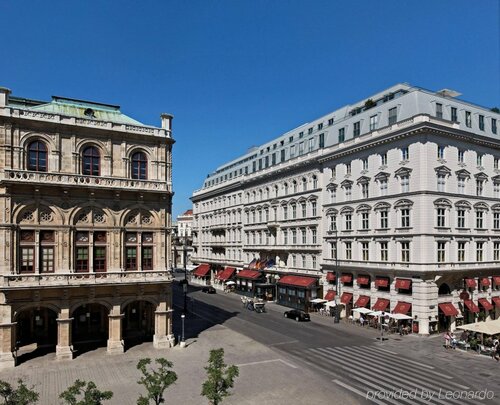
[0,325,362,405]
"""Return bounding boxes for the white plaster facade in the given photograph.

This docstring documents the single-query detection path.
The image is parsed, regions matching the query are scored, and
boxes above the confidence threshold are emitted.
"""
[191,84,500,335]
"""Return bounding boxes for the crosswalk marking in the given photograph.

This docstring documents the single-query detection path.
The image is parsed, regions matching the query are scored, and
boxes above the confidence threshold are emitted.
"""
[321,347,468,405]
[301,346,475,405]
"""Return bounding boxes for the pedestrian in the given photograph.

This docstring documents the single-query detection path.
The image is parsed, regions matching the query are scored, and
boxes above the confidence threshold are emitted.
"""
[450,332,457,349]
[444,330,451,349]
[492,339,499,361]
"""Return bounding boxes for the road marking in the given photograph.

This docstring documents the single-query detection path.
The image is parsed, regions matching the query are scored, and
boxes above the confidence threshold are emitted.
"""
[237,358,297,369]
[268,340,299,346]
[333,379,386,405]
[353,345,435,370]
[374,347,399,355]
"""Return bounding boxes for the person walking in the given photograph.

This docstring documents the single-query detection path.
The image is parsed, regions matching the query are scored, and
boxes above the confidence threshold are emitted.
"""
[492,338,499,361]
[444,330,451,349]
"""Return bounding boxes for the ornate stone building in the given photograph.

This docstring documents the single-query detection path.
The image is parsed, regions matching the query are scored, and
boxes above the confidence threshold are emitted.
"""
[0,87,175,369]
[191,84,500,335]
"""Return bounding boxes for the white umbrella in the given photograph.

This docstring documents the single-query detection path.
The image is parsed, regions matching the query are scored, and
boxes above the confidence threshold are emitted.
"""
[368,311,384,317]
[325,301,337,307]
[457,319,500,335]
[352,307,372,314]
[389,313,412,320]
[310,298,327,304]
[225,281,236,285]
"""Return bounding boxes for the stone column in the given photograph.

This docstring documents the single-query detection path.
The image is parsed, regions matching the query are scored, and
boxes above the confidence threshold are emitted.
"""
[153,301,175,348]
[107,305,124,354]
[56,308,73,361]
[0,322,16,369]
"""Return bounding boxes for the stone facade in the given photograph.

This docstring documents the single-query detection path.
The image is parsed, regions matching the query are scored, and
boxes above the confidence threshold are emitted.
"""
[191,84,500,335]
[0,87,175,368]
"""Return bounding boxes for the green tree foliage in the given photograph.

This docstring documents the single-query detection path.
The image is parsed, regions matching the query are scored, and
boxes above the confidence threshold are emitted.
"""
[201,348,239,405]
[136,358,177,405]
[0,379,39,405]
[59,380,113,405]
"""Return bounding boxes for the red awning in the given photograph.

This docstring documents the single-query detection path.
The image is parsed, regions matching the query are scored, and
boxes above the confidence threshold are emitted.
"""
[340,292,353,304]
[492,296,500,307]
[354,295,370,308]
[465,278,476,288]
[464,300,480,313]
[324,290,336,301]
[372,298,390,312]
[395,278,412,289]
[340,274,352,283]
[493,276,500,285]
[393,301,412,315]
[357,275,370,285]
[237,269,261,279]
[217,267,235,281]
[326,272,336,282]
[439,302,459,316]
[375,278,389,288]
[478,298,493,311]
[193,264,210,277]
[480,277,490,287]
[278,275,317,288]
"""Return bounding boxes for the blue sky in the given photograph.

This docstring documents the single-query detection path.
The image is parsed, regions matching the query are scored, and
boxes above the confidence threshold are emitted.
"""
[1,0,499,218]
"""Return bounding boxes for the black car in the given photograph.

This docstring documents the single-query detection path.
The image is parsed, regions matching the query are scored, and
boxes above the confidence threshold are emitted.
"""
[201,286,216,294]
[284,309,310,322]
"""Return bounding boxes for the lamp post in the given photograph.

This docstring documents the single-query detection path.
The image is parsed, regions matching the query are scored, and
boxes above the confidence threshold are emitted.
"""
[334,227,340,324]
[180,313,186,348]
[183,240,188,315]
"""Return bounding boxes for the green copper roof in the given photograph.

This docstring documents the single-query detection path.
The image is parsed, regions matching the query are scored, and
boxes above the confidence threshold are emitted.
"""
[10,95,144,126]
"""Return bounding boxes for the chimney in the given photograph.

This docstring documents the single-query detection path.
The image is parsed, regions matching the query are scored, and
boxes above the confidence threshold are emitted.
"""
[160,113,174,136]
[0,87,11,108]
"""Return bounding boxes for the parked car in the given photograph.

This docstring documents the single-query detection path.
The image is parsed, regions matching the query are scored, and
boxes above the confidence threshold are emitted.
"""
[201,286,216,294]
[284,309,310,322]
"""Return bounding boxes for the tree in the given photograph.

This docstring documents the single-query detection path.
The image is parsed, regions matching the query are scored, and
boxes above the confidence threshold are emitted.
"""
[59,380,113,405]
[136,358,177,405]
[0,379,39,405]
[201,348,239,405]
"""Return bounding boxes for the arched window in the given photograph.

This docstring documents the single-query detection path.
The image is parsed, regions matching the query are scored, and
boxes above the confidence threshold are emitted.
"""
[131,151,147,179]
[27,140,47,172]
[82,146,100,176]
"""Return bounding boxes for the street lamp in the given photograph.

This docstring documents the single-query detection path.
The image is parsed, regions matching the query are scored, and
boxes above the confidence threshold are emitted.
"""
[182,240,188,315]
[334,226,340,324]
[180,313,186,348]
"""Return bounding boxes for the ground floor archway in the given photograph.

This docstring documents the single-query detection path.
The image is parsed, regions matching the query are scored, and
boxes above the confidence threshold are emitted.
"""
[122,300,154,349]
[71,303,109,355]
[16,307,58,348]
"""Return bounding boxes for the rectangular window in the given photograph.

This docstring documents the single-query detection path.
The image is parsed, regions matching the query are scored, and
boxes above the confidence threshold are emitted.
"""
[380,242,388,261]
[280,149,285,162]
[330,242,337,259]
[451,107,458,122]
[283,230,288,245]
[312,201,317,216]
[283,206,288,220]
[338,128,345,142]
[20,247,35,273]
[476,211,484,228]
[319,133,325,148]
[465,111,472,127]
[458,177,465,194]
[272,153,276,165]
[437,145,445,159]
[329,188,336,203]
[388,107,397,125]
[353,121,361,137]
[476,242,484,261]
[494,182,500,198]
[345,186,352,201]
[479,115,484,131]
[477,154,483,167]
[381,153,387,166]
[76,247,89,272]
[258,159,262,170]
[362,158,368,170]
[328,118,334,126]
[345,214,352,231]
[458,150,464,163]
[476,180,484,196]
[312,229,317,244]
[299,142,304,155]
[436,103,443,119]
[301,229,306,244]
[361,212,369,230]
[457,241,466,262]
[141,247,153,270]
[312,255,317,269]
[493,118,497,134]
[126,247,137,270]
[292,204,297,219]
[401,208,410,228]
[402,147,409,161]
[380,179,388,196]
[401,175,410,192]
[329,215,337,232]
[345,242,352,260]
[401,242,410,262]
[494,212,500,229]
[457,209,466,228]
[290,145,296,158]
[437,174,446,192]
[437,208,446,227]
[369,114,378,131]
[362,242,369,261]
[437,242,446,263]
[301,203,306,218]
[93,247,106,272]
[380,210,389,229]
[361,183,369,198]
[494,242,500,261]
[41,247,54,273]
[318,123,323,130]
[308,127,313,134]
[346,163,351,174]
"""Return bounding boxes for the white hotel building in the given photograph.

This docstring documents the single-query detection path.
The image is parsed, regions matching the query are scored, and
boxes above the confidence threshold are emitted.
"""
[191,84,500,335]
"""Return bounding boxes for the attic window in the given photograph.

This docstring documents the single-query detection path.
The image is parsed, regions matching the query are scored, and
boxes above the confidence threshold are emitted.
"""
[84,108,96,118]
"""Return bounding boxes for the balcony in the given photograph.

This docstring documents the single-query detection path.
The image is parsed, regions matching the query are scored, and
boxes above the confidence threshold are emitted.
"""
[2,270,172,289]
[1,169,171,193]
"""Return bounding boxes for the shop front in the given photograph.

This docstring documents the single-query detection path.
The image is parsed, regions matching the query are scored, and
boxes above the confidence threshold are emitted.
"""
[235,269,263,297]
[438,302,459,332]
[277,275,318,311]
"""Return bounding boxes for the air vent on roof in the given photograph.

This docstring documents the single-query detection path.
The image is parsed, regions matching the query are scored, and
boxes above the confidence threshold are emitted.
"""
[437,89,462,98]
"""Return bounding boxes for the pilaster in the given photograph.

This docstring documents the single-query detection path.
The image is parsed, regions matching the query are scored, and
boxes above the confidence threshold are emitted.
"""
[56,309,74,361]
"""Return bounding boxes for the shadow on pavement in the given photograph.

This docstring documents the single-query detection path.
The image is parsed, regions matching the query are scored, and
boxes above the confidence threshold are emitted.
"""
[16,344,55,366]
